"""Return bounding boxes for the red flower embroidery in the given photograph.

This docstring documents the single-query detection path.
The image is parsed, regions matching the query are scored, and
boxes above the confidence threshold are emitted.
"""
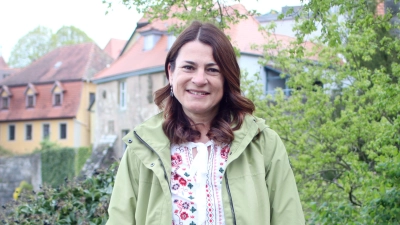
[179,177,187,186]
[220,146,230,159]
[173,173,180,180]
[171,153,183,167]
[180,212,189,220]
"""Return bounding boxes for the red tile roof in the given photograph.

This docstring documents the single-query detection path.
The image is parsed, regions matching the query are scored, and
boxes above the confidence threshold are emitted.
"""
[94,35,168,80]
[103,38,127,60]
[0,43,113,86]
[0,81,83,121]
[93,4,315,81]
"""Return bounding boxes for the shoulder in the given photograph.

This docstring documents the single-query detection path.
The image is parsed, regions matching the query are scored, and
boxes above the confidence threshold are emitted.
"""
[122,112,165,145]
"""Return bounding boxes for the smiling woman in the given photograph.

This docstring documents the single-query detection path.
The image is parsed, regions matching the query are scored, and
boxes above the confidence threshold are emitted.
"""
[106,21,305,225]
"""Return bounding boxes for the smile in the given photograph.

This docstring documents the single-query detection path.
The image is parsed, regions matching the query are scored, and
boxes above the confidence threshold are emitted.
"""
[188,90,209,95]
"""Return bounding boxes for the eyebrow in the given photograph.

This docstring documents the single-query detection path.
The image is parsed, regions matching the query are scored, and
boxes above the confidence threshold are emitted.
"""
[183,60,218,67]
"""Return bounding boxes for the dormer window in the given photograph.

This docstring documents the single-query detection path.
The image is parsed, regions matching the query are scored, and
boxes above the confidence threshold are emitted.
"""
[54,93,61,106]
[1,96,9,109]
[26,95,35,108]
[141,29,163,51]
[24,83,37,108]
[167,35,176,50]
[51,81,64,106]
[1,85,12,110]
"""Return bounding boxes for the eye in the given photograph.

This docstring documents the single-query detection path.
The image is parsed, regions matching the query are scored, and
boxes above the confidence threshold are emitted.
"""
[182,65,195,71]
[207,68,220,73]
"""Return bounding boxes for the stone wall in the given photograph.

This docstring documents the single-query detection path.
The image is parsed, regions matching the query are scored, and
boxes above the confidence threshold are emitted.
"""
[0,154,42,206]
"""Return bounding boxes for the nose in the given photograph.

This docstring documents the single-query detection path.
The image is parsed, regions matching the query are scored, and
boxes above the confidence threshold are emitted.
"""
[191,69,207,85]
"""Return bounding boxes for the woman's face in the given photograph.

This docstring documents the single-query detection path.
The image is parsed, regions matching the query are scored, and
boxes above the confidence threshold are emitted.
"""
[168,41,224,120]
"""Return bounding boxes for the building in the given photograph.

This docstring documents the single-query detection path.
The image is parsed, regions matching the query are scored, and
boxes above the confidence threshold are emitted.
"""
[0,43,113,154]
[0,55,19,82]
[92,4,308,158]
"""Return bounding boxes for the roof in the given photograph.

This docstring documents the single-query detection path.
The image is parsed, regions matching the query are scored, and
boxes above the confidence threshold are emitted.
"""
[103,38,127,60]
[0,57,8,69]
[0,43,113,86]
[93,3,314,82]
[94,35,168,81]
[0,81,83,121]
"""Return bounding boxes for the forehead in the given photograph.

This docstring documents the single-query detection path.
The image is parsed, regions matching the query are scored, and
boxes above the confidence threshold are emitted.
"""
[175,41,216,63]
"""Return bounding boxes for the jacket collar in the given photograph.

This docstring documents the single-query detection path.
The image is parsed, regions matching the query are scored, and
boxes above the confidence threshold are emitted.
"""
[125,112,268,171]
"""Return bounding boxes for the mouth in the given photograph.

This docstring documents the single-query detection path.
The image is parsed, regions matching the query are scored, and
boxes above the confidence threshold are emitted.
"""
[187,90,209,96]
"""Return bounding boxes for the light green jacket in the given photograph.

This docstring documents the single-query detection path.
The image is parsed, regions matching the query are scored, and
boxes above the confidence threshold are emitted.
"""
[107,113,305,225]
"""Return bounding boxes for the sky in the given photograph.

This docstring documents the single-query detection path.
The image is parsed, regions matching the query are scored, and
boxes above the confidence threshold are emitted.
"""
[0,0,302,63]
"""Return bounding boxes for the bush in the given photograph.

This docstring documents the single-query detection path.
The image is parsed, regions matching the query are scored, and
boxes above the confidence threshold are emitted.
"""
[75,146,92,176]
[41,147,75,187]
[0,162,118,224]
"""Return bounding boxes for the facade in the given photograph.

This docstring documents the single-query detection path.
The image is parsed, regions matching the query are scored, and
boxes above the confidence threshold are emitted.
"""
[92,4,305,158]
[0,43,113,154]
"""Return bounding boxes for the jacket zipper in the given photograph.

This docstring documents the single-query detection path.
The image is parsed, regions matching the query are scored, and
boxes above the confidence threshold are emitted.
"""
[134,131,171,192]
[224,172,237,225]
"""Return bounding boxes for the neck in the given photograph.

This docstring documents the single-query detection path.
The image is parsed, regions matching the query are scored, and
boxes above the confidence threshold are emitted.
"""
[185,112,216,144]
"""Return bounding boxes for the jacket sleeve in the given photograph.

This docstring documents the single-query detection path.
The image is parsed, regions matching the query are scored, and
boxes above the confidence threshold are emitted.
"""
[106,147,139,225]
[263,128,305,225]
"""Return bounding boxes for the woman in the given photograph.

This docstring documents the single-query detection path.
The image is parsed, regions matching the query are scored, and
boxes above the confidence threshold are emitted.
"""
[107,21,305,225]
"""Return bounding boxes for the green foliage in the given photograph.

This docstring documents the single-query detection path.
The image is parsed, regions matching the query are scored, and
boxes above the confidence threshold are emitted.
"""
[0,163,118,225]
[8,26,53,68]
[103,0,259,33]
[75,146,92,176]
[242,0,400,223]
[8,26,93,68]
[41,147,76,187]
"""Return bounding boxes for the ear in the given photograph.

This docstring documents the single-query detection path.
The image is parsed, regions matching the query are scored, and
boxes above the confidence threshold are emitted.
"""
[168,63,173,85]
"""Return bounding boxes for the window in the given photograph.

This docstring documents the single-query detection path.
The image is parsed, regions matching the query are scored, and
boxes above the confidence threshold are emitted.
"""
[54,93,61,106]
[26,95,35,108]
[60,123,67,139]
[144,34,161,51]
[9,125,15,141]
[119,81,127,109]
[43,124,50,139]
[1,97,9,109]
[26,124,32,140]
[89,92,95,105]
[266,70,291,96]
[167,35,176,50]
[122,129,130,151]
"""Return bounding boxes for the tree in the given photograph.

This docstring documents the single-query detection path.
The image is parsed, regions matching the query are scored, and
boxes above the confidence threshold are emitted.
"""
[8,26,93,68]
[50,26,93,48]
[8,26,53,68]
[248,0,400,223]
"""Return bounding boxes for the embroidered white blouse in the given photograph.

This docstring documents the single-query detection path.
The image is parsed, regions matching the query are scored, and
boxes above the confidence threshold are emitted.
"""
[170,141,230,225]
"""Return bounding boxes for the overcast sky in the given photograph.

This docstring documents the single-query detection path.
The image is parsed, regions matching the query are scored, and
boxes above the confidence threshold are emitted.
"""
[0,0,302,63]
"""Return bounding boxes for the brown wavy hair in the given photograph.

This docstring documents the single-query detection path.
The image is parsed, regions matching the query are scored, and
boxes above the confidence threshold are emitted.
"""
[154,21,255,144]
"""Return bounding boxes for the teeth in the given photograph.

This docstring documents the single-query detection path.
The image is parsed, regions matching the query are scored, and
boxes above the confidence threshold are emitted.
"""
[189,90,207,95]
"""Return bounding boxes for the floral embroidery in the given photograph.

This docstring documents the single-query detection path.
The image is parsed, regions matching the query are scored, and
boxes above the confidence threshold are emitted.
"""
[181,212,189,220]
[179,177,187,186]
[220,145,230,159]
[171,153,183,166]
[172,184,180,190]
[171,141,230,225]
